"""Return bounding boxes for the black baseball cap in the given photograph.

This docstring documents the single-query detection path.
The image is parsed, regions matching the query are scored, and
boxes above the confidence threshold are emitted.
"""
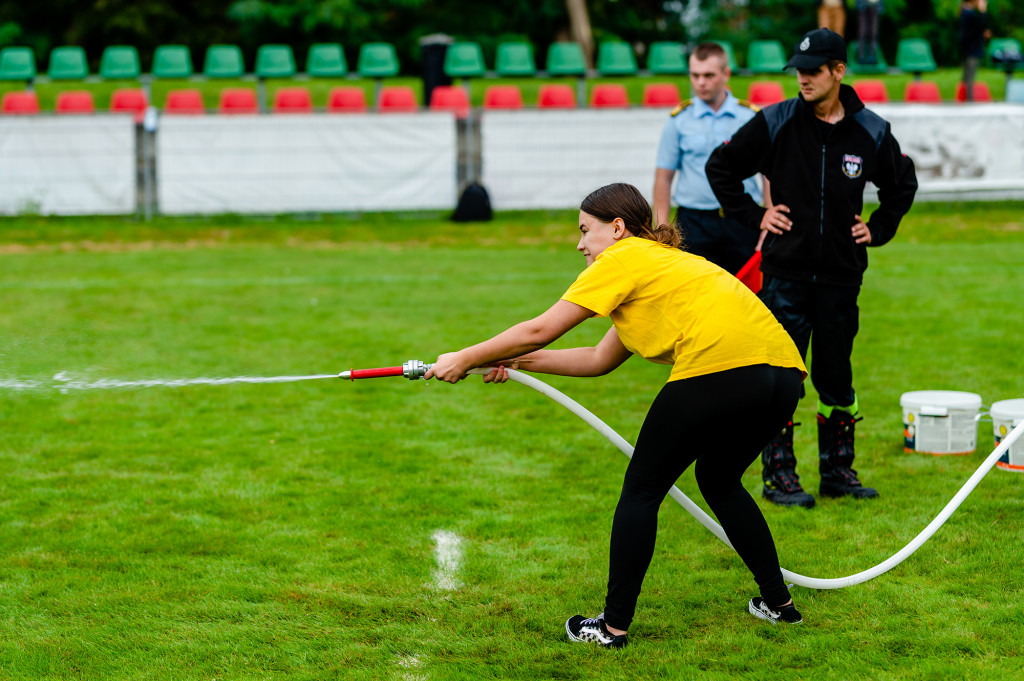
[785,28,848,70]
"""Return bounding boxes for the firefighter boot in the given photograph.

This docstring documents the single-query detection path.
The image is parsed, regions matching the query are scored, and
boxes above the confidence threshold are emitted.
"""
[761,421,815,508]
[818,409,879,499]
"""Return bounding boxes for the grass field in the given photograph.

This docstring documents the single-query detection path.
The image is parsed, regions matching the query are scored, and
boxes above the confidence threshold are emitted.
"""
[1,204,1023,679]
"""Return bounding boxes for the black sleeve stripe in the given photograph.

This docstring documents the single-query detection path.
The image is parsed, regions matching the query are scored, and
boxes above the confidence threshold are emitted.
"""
[762,99,800,143]
[852,109,887,150]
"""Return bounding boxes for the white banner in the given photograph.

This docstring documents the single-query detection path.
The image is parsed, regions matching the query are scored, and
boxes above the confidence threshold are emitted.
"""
[0,116,136,216]
[481,109,667,210]
[157,113,458,214]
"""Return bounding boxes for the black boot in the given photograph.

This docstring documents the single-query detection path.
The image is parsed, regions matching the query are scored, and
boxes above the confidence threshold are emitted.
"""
[818,410,878,499]
[761,421,815,508]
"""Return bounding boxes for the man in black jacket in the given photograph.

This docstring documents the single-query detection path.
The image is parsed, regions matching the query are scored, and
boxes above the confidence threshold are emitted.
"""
[706,28,917,508]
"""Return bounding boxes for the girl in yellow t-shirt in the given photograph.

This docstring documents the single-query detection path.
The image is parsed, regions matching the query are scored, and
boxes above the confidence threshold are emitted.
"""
[427,183,808,647]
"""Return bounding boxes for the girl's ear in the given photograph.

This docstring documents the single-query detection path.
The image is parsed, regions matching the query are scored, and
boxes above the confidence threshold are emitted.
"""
[612,218,628,239]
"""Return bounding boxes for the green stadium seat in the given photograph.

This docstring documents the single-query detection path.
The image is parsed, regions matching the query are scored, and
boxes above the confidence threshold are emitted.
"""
[99,45,141,79]
[895,38,937,75]
[712,40,740,73]
[596,41,637,76]
[988,37,1023,68]
[357,42,400,78]
[494,42,536,77]
[545,41,586,76]
[747,40,786,73]
[306,43,348,77]
[443,41,486,78]
[0,47,37,81]
[47,46,89,80]
[646,42,687,74]
[203,44,245,79]
[847,45,888,74]
[255,44,297,79]
[151,45,193,78]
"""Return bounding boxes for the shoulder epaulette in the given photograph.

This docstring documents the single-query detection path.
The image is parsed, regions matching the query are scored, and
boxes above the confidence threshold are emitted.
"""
[736,98,761,113]
[670,99,692,116]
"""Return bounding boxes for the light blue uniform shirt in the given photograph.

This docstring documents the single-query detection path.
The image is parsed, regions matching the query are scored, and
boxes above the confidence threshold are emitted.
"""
[656,92,762,210]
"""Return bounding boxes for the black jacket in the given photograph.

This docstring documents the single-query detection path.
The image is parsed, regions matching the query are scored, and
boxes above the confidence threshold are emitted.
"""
[706,84,917,287]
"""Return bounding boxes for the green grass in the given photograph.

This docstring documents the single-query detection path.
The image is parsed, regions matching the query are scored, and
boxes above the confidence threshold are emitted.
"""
[1,204,1023,679]
[0,67,1013,110]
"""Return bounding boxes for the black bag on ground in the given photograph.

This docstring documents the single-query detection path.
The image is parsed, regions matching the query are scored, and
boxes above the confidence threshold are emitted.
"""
[451,182,493,222]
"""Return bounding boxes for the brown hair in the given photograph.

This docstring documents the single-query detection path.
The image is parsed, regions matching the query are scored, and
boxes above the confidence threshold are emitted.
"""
[580,183,682,248]
[691,42,727,65]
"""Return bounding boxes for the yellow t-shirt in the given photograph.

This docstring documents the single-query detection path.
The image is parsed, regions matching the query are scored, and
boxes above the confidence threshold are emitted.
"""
[561,237,807,382]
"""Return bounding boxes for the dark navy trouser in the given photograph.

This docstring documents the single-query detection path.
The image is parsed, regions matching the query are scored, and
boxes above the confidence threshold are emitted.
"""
[675,208,759,275]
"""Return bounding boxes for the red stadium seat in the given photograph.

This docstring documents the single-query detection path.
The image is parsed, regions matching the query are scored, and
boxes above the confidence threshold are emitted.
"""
[272,86,313,113]
[429,85,470,118]
[852,79,889,103]
[589,83,629,108]
[641,83,681,108]
[109,88,148,122]
[327,86,368,113]
[955,81,992,102]
[55,90,95,114]
[483,85,524,110]
[903,81,942,103]
[218,88,259,114]
[747,81,785,106]
[164,89,205,114]
[1,90,40,114]
[537,84,575,109]
[377,85,418,113]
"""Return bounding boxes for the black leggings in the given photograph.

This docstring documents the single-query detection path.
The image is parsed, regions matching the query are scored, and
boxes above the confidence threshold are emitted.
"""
[603,364,802,630]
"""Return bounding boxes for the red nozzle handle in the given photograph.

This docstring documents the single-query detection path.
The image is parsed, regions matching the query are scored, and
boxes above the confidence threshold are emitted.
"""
[345,366,404,380]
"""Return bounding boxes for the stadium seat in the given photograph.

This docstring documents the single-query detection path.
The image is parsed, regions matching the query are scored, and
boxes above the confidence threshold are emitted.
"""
[847,46,888,75]
[988,37,1023,68]
[55,90,95,114]
[0,47,37,82]
[596,41,637,76]
[537,83,576,109]
[545,42,586,76]
[306,43,348,77]
[712,40,740,72]
[377,85,417,112]
[151,45,193,79]
[47,46,89,80]
[256,44,297,79]
[483,84,524,109]
[1007,79,1024,103]
[903,80,941,103]
[747,40,787,74]
[110,88,148,122]
[327,86,368,112]
[164,89,205,114]
[429,84,470,118]
[747,81,786,106]
[955,81,993,102]
[646,42,687,74]
[589,83,629,108]
[204,44,245,79]
[852,79,889,103]
[99,45,141,80]
[443,42,486,79]
[895,38,937,75]
[272,86,312,113]
[1,90,39,114]
[217,88,258,114]
[357,42,400,78]
[494,42,536,77]
[641,83,681,107]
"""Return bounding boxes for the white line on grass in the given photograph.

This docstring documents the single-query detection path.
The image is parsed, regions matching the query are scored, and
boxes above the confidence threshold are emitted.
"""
[431,530,463,592]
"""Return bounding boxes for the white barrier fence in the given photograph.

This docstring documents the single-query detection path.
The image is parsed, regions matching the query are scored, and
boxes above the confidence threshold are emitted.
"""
[0,116,136,215]
[2,104,1024,216]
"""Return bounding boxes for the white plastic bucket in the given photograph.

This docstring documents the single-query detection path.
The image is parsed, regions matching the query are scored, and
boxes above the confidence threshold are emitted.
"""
[992,398,1024,472]
[901,390,982,455]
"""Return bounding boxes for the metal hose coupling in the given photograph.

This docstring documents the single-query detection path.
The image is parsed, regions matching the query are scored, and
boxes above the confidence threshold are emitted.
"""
[402,360,432,380]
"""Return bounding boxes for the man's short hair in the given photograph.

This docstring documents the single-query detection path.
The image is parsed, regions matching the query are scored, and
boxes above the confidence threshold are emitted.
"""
[691,42,727,65]
[826,59,845,73]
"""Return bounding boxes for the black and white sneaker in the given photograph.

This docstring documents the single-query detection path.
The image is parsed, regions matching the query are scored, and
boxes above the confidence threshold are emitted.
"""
[565,613,628,648]
[748,597,803,624]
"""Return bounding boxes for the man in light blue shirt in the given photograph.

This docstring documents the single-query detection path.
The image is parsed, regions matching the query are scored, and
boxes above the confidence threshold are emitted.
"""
[653,42,764,274]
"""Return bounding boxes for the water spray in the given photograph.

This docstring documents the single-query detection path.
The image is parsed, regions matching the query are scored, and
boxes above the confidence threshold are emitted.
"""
[339,360,1024,591]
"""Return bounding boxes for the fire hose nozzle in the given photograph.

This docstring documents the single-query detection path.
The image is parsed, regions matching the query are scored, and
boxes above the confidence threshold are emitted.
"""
[337,360,432,381]
[402,360,432,380]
